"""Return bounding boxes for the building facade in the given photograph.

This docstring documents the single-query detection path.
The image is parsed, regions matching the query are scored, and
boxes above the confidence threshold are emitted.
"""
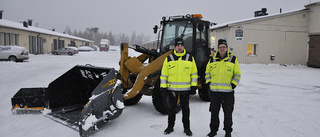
[210,2,320,67]
[306,2,320,68]
[0,12,93,54]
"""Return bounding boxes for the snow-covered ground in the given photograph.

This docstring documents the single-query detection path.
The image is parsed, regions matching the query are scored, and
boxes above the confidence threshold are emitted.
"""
[1,46,320,137]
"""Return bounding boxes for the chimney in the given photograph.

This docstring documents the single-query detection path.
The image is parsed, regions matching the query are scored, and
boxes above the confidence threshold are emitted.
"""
[0,10,3,19]
[254,8,268,17]
[23,21,28,28]
[27,19,32,26]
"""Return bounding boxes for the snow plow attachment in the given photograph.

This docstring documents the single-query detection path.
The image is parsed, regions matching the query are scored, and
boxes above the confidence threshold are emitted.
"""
[11,65,124,137]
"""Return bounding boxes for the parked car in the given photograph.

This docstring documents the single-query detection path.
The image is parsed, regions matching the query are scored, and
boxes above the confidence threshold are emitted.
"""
[52,47,78,55]
[78,46,94,52]
[0,45,29,62]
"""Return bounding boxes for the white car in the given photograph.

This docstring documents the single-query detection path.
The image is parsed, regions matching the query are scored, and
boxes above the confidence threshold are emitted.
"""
[0,45,29,62]
[78,46,94,52]
[52,47,79,55]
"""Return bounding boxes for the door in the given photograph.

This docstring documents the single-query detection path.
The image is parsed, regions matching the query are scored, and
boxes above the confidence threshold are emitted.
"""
[37,37,43,54]
[29,36,36,54]
[308,35,320,68]
[54,39,58,50]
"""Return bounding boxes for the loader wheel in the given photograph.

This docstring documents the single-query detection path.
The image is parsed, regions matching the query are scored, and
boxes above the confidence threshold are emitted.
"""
[152,87,167,114]
[121,85,142,106]
[152,81,180,115]
[198,84,210,102]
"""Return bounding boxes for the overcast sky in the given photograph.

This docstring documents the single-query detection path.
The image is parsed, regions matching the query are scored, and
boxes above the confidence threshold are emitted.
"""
[0,0,315,39]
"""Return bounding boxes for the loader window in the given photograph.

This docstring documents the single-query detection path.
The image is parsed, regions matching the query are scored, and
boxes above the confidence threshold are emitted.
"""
[161,21,193,53]
[194,22,209,71]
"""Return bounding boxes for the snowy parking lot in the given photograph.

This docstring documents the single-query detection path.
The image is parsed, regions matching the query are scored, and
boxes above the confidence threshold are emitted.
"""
[0,47,320,137]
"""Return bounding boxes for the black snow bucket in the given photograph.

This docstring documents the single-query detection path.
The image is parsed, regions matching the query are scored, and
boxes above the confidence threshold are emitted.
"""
[11,65,124,136]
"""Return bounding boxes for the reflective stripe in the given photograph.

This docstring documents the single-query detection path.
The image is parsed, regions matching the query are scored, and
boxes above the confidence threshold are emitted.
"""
[233,77,240,83]
[191,72,197,75]
[185,54,190,61]
[161,79,167,84]
[168,87,190,91]
[210,89,234,92]
[210,83,231,87]
[234,74,241,77]
[160,74,168,78]
[205,77,211,81]
[168,81,190,85]
[228,55,234,62]
[191,78,197,83]
[205,73,210,76]
[169,54,175,61]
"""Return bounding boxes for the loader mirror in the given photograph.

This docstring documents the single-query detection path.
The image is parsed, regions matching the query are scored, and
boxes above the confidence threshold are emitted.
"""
[153,25,158,34]
[198,23,204,32]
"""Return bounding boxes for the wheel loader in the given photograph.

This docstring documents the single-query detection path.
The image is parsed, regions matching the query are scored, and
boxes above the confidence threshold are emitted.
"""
[10,14,212,136]
[120,14,212,114]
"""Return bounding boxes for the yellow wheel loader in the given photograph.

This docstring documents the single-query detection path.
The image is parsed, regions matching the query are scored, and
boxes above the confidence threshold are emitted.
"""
[119,14,212,114]
[10,14,212,136]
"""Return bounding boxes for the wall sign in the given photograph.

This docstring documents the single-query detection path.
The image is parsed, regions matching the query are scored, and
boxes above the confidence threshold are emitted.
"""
[235,29,243,42]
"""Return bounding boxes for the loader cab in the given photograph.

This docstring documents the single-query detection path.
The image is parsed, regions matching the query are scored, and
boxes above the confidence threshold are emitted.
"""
[159,14,211,72]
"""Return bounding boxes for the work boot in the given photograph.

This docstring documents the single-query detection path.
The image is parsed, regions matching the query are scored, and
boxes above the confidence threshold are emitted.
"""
[207,132,217,137]
[164,127,174,135]
[225,131,231,137]
[184,128,193,136]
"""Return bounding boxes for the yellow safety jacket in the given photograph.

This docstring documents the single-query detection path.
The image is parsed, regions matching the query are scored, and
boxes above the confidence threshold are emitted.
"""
[205,50,241,92]
[160,49,198,91]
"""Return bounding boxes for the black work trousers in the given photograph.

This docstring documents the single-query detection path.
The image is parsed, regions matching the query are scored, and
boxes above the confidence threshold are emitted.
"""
[166,91,190,129]
[209,91,235,133]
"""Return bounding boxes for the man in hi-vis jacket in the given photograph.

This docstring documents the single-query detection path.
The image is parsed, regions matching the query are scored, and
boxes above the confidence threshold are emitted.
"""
[160,38,198,136]
[205,39,241,137]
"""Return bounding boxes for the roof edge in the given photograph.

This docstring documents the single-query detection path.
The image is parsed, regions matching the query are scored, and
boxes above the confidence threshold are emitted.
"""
[210,8,308,30]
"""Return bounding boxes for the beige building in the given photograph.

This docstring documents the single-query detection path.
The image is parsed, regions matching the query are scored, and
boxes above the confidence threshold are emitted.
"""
[0,11,93,54]
[210,2,320,67]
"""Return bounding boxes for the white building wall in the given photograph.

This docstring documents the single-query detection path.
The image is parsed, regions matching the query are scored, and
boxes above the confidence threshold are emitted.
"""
[211,10,309,65]
[307,2,320,34]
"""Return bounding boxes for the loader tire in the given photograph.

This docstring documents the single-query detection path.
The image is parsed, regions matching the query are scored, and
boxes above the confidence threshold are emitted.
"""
[121,85,142,105]
[198,84,210,102]
[123,94,142,105]
[152,81,180,115]
[152,87,167,114]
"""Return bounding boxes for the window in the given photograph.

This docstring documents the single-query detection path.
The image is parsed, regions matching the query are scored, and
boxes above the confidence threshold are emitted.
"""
[247,43,257,55]
[0,33,19,45]
[14,34,19,45]
[5,33,10,45]
[0,33,4,45]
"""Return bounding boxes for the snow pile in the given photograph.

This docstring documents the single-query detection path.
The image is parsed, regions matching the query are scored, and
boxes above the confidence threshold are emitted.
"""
[116,100,125,109]
[82,114,98,131]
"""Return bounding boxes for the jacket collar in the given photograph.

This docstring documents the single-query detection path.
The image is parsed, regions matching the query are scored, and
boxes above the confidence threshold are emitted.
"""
[174,49,186,57]
[215,50,230,60]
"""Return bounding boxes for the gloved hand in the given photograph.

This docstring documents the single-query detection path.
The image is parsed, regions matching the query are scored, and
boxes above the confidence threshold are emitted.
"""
[160,88,167,93]
[231,83,236,89]
[206,82,211,89]
[189,86,197,95]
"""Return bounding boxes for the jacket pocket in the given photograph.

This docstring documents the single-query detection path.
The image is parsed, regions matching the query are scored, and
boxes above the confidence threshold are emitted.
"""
[210,62,219,76]
[225,63,234,77]
[168,62,177,75]
[183,62,192,74]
